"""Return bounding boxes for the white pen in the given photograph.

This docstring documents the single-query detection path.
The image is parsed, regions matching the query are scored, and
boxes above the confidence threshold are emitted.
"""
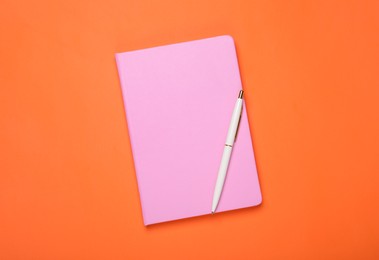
[212,90,244,213]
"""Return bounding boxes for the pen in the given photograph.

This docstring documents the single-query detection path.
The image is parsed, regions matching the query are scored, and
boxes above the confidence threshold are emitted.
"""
[212,90,244,213]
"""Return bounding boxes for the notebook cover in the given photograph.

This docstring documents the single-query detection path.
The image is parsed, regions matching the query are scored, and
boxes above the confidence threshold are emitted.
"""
[116,35,261,225]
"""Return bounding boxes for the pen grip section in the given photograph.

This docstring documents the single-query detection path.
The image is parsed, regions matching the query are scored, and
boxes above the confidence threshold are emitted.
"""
[212,146,233,211]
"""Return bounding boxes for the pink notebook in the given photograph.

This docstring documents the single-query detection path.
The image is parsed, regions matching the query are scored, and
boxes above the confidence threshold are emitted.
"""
[116,35,261,225]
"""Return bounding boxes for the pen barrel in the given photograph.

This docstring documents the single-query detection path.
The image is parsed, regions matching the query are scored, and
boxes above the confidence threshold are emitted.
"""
[225,99,243,145]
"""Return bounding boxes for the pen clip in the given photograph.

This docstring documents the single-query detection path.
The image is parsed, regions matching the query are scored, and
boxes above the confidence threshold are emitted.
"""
[234,111,242,142]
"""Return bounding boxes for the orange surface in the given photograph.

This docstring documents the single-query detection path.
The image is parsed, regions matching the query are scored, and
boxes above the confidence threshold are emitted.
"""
[1,0,378,259]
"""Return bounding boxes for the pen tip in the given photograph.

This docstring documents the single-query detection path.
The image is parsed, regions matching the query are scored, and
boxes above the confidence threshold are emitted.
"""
[238,90,244,99]
[211,211,215,214]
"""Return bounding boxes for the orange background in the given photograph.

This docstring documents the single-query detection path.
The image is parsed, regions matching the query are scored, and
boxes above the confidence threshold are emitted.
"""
[1,0,378,259]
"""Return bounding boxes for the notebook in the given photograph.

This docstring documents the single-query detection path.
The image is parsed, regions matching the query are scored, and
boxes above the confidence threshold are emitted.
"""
[116,35,262,225]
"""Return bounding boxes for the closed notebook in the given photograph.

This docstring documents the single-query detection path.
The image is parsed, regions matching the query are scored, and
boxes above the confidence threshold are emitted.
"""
[116,35,262,225]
